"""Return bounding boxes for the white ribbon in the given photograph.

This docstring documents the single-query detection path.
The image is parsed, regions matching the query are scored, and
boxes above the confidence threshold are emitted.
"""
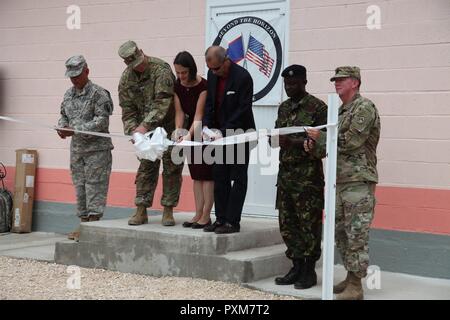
[0,116,131,140]
[133,128,170,161]
[0,115,336,162]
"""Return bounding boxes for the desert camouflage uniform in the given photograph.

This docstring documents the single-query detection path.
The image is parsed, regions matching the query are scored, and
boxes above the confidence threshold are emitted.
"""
[275,94,327,262]
[58,80,113,218]
[118,56,183,208]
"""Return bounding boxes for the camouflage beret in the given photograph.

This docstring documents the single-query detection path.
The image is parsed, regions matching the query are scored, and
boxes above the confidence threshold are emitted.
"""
[330,66,361,82]
[65,55,87,77]
[118,40,145,69]
[281,64,307,79]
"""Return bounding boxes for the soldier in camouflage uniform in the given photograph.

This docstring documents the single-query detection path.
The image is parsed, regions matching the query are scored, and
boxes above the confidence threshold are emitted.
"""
[117,40,183,226]
[306,66,381,300]
[57,55,114,241]
[270,65,327,290]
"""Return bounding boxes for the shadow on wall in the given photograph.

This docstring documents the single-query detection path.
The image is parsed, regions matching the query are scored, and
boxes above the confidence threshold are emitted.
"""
[0,68,10,186]
[0,68,4,114]
[0,68,12,184]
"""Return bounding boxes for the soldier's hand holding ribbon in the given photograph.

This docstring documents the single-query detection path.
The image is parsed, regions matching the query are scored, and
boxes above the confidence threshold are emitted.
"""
[56,126,74,139]
[304,128,320,152]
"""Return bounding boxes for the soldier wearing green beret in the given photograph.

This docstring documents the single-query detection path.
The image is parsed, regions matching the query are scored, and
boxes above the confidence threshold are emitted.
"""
[57,55,114,241]
[306,66,381,300]
[117,41,183,226]
[270,64,328,290]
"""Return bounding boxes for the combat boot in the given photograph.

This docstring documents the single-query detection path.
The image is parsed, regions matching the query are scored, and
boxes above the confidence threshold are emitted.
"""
[67,216,89,241]
[67,229,80,241]
[89,215,101,222]
[333,272,351,294]
[294,258,317,289]
[335,272,364,300]
[162,206,175,226]
[275,259,304,285]
[128,206,148,225]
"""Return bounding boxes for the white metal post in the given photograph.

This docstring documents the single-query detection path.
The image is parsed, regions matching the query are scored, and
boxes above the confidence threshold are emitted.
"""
[322,94,339,300]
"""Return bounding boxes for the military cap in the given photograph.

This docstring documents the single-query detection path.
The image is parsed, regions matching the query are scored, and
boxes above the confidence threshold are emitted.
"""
[330,66,361,82]
[118,40,145,69]
[65,55,87,77]
[281,64,307,79]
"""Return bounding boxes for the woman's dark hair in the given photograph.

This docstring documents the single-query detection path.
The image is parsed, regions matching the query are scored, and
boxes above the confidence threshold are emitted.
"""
[173,51,197,82]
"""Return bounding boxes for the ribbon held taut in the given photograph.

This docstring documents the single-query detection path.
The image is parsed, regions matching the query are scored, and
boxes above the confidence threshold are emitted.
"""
[0,115,335,161]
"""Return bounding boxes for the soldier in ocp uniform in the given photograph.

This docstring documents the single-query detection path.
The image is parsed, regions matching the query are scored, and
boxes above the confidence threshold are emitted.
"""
[117,41,183,226]
[57,55,114,241]
[270,65,327,289]
[306,66,381,300]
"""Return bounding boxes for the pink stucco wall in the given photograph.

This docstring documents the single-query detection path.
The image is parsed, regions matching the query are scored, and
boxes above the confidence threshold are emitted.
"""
[1,0,449,233]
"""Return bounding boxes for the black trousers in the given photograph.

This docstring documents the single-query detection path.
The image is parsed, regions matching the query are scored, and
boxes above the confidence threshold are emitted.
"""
[212,143,251,226]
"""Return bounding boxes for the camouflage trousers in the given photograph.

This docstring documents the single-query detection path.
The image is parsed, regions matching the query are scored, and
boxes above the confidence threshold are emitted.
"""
[70,150,112,218]
[277,186,324,261]
[335,181,376,278]
[135,146,183,208]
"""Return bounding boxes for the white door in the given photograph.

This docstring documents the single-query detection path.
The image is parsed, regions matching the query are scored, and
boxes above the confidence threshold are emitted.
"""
[206,0,290,217]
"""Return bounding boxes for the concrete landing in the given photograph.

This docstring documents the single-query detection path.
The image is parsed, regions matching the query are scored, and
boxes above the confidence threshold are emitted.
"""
[0,232,66,261]
[245,264,450,300]
[55,213,292,283]
[2,230,449,299]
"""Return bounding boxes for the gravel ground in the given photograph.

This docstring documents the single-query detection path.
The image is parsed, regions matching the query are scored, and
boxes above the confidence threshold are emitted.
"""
[0,256,298,300]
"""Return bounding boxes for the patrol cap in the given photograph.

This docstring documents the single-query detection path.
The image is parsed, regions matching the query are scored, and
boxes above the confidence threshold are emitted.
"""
[118,40,145,69]
[281,64,307,79]
[65,55,87,78]
[330,66,361,82]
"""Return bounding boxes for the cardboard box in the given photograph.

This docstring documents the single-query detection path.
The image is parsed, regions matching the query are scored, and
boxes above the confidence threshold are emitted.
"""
[12,149,38,233]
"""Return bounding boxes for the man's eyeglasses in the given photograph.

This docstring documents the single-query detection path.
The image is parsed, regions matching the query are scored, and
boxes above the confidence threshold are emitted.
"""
[210,64,223,72]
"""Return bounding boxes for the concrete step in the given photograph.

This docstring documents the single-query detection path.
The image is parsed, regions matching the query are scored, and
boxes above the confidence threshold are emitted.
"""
[77,214,283,255]
[221,244,292,282]
[0,232,66,262]
[54,214,293,283]
[55,241,291,283]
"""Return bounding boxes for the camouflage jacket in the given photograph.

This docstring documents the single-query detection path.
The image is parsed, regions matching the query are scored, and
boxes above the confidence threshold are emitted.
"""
[275,93,328,190]
[118,56,176,135]
[58,80,114,154]
[335,93,380,183]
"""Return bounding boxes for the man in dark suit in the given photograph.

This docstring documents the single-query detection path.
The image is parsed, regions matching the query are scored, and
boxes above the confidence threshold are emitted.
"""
[202,46,256,234]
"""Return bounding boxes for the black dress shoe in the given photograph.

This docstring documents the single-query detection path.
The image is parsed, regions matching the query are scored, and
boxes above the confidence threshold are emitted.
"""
[203,221,223,232]
[182,221,195,228]
[214,222,240,234]
[192,219,212,229]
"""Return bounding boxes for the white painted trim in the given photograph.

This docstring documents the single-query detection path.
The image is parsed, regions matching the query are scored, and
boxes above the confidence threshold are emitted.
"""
[208,0,288,7]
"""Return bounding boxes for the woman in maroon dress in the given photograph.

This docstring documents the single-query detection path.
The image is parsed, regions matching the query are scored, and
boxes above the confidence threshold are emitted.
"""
[173,51,214,228]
